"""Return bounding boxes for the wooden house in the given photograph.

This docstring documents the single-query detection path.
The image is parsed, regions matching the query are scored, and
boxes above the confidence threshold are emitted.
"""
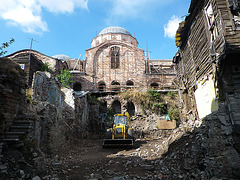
[173,0,240,121]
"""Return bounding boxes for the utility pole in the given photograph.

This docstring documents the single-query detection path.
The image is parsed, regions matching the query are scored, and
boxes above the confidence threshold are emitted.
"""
[28,38,38,86]
[28,38,38,61]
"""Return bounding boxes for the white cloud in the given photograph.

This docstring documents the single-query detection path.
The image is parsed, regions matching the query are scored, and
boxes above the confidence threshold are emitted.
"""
[164,15,181,39]
[0,0,88,34]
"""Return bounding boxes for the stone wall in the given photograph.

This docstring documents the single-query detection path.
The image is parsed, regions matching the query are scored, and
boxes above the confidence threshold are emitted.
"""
[28,71,95,153]
[0,58,26,133]
[172,53,240,179]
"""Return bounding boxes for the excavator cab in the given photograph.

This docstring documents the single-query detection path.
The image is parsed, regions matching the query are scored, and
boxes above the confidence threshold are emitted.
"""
[102,112,134,147]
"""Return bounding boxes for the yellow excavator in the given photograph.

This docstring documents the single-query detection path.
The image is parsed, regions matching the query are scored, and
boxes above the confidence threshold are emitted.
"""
[102,112,134,147]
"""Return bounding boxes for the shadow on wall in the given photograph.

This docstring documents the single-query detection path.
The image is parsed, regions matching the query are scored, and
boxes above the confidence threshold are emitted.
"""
[127,101,135,117]
[0,58,26,133]
[111,100,121,114]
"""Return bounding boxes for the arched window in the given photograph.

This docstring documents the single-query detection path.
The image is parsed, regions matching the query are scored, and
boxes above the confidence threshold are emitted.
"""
[73,82,82,91]
[126,80,134,89]
[98,81,106,92]
[111,81,120,91]
[150,82,158,89]
[111,46,120,69]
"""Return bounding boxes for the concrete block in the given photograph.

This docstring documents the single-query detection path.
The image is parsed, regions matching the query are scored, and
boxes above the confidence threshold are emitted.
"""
[157,120,176,130]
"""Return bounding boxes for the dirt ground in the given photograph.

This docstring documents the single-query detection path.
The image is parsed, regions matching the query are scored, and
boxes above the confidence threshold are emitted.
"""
[43,134,169,180]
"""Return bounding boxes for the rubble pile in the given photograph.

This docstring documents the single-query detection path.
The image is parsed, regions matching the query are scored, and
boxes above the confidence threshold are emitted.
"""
[131,114,174,139]
[36,101,240,179]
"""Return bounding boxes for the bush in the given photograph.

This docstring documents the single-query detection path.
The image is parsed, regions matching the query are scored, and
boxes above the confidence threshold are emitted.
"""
[152,102,167,114]
[147,88,160,101]
[41,62,52,72]
[120,89,179,117]
[167,91,176,99]
[56,69,74,88]
[168,106,180,120]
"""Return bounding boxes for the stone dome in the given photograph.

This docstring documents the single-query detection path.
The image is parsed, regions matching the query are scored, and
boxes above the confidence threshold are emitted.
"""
[99,26,132,36]
[52,54,71,61]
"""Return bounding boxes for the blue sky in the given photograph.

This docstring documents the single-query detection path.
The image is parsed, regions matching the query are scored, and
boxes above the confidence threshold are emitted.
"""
[0,0,191,60]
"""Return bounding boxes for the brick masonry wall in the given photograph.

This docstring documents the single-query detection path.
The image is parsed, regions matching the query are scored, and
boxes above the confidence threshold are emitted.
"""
[0,58,26,133]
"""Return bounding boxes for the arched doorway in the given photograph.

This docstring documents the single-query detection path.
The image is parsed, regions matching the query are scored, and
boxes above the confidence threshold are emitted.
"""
[73,82,82,91]
[127,102,135,117]
[111,81,120,91]
[111,100,121,114]
[150,82,158,89]
[126,80,134,89]
[98,81,106,92]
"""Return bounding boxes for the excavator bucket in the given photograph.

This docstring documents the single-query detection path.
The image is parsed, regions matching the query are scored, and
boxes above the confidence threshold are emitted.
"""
[102,138,134,148]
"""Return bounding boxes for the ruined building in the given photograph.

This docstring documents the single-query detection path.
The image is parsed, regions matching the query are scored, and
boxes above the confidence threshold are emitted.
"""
[7,27,176,93]
[173,0,240,178]
[174,0,240,121]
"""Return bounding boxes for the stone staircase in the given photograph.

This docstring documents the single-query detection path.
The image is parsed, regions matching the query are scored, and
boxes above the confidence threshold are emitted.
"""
[0,115,34,175]
[0,115,34,142]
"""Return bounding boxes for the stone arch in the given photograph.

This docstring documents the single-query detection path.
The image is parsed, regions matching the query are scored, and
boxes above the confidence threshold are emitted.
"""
[126,80,134,89]
[150,82,158,89]
[111,81,120,91]
[127,101,135,117]
[111,100,121,114]
[73,82,82,91]
[98,81,106,92]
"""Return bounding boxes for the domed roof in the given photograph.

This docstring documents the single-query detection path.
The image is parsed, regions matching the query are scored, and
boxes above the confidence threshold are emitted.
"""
[99,26,132,36]
[52,54,71,61]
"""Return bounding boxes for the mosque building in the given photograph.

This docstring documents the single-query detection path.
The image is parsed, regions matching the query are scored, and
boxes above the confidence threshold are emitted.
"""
[6,26,176,92]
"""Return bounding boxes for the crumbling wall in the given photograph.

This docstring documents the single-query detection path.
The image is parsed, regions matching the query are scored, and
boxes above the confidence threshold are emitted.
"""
[28,71,65,153]
[28,72,95,153]
[0,58,26,133]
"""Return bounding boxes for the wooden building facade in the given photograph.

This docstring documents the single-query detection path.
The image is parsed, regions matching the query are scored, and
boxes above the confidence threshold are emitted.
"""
[174,0,240,121]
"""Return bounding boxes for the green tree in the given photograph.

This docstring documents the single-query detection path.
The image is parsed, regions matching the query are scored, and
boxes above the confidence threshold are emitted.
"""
[41,62,52,73]
[56,69,74,88]
[0,38,15,56]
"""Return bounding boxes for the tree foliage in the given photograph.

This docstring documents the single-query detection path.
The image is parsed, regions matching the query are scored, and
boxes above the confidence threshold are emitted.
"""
[41,62,52,73]
[56,69,74,88]
[0,38,15,56]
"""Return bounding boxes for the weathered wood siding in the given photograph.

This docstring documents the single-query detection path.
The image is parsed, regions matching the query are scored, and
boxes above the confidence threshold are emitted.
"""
[216,0,240,52]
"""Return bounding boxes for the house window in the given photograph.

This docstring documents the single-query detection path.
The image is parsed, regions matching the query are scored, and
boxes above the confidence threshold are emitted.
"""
[205,4,218,41]
[229,0,240,30]
[111,46,120,69]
